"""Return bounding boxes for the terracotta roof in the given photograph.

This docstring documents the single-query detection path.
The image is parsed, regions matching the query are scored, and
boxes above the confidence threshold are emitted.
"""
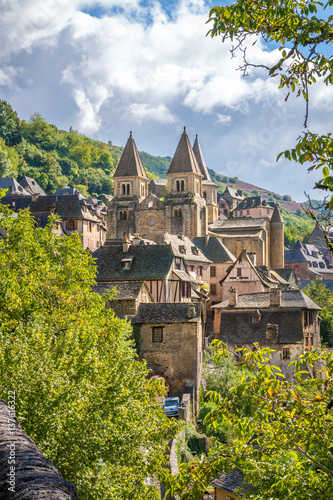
[167,128,202,175]
[131,302,201,323]
[192,135,211,181]
[192,236,236,264]
[113,132,147,178]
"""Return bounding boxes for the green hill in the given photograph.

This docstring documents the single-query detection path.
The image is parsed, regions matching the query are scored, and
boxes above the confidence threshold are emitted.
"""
[0,99,314,244]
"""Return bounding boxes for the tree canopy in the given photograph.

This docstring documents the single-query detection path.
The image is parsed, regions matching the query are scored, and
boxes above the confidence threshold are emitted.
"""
[0,199,177,499]
[208,0,333,215]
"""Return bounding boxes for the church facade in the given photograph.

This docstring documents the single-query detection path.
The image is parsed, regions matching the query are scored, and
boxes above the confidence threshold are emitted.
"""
[107,128,218,242]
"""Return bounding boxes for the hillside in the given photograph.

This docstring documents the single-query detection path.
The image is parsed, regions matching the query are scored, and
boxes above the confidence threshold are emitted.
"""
[0,99,314,245]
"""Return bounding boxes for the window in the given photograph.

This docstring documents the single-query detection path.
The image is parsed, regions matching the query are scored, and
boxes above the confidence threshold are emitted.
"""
[122,184,126,195]
[211,284,217,295]
[283,348,290,360]
[152,326,163,343]
[67,220,75,231]
[247,210,250,215]
[181,282,191,298]
[240,210,243,216]
[88,222,92,232]
[176,180,180,192]
[237,267,242,277]
[210,266,216,277]
[310,336,314,347]
[252,315,261,323]
[224,209,228,215]
[119,211,128,221]
[198,266,204,276]
[181,180,185,191]
[126,183,130,195]
[175,258,181,270]
[203,191,207,200]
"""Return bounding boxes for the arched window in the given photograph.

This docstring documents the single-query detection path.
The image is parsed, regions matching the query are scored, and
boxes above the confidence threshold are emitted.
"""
[181,180,185,191]
[174,209,178,218]
[203,191,207,200]
[122,184,126,195]
[176,180,180,192]
[126,184,130,195]
[179,209,182,218]
[124,211,127,220]
[119,211,123,220]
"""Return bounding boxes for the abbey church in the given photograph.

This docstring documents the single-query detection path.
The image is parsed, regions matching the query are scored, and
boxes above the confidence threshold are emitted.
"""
[107,127,219,241]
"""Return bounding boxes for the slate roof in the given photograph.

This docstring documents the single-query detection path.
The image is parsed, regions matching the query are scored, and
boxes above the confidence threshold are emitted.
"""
[192,236,236,264]
[0,194,32,210]
[113,132,147,178]
[30,195,100,222]
[192,135,211,181]
[211,468,249,495]
[131,302,201,323]
[273,268,299,287]
[94,281,150,300]
[150,178,167,185]
[54,187,85,198]
[271,205,283,223]
[167,234,211,263]
[19,176,46,196]
[234,196,268,211]
[285,248,308,264]
[299,279,333,291]
[222,186,244,200]
[0,177,30,195]
[214,289,321,311]
[167,127,202,175]
[94,242,177,280]
[210,217,267,231]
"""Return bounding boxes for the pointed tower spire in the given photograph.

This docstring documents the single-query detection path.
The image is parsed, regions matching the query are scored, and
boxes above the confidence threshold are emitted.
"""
[167,128,202,175]
[271,205,283,223]
[113,132,147,178]
[192,134,211,181]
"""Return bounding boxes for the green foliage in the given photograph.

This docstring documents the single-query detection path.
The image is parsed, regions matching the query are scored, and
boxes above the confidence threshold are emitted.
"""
[139,152,171,178]
[283,207,315,247]
[0,100,22,146]
[229,177,237,183]
[0,202,177,499]
[283,194,292,201]
[304,278,333,346]
[252,189,260,196]
[165,344,333,499]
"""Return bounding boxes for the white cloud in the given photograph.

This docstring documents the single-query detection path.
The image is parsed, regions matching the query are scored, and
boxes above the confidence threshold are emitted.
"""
[129,103,176,123]
[216,114,231,124]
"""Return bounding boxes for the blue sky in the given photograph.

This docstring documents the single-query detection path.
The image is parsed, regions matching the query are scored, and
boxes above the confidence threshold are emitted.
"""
[0,0,332,201]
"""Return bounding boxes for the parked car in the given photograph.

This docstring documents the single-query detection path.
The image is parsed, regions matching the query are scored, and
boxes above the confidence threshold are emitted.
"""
[163,397,180,418]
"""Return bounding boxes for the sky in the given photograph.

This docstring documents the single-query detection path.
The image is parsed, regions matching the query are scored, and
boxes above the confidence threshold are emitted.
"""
[1,0,332,202]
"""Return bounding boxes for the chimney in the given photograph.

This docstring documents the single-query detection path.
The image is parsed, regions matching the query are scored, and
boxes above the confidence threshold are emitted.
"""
[187,303,196,319]
[237,189,243,196]
[229,287,237,307]
[270,288,281,307]
[205,235,209,246]
[49,204,56,214]
[123,237,131,253]
[132,233,140,245]
[249,252,257,266]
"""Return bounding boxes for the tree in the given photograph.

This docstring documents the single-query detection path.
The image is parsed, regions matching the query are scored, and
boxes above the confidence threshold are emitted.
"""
[0,200,177,499]
[304,278,333,346]
[208,0,333,229]
[165,344,333,499]
[0,100,22,146]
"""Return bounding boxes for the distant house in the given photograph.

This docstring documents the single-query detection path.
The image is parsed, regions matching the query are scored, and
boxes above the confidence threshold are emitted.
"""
[149,178,167,198]
[233,196,275,220]
[19,176,46,196]
[0,177,30,196]
[309,225,333,265]
[213,288,321,378]
[95,281,153,317]
[285,239,333,280]
[193,235,236,314]
[218,186,244,218]
[94,239,197,303]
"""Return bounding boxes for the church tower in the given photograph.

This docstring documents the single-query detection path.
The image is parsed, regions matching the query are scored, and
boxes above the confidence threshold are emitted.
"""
[107,132,149,239]
[165,127,207,239]
[270,206,284,269]
[192,134,218,224]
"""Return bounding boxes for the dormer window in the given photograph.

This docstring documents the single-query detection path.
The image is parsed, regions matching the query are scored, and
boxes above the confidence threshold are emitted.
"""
[252,310,261,323]
[175,257,181,270]
[122,257,133,269]
[191,246,198,256]
[179,245,185,254]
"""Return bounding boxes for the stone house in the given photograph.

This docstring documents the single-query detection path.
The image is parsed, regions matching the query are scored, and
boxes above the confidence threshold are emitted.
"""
[285,239,333,280]
[309,225,333,265]
[213,288,321,378]
[108,128,218,242]
[209,206,284,269]
[219,249,295,303]
[130,302,203,412]
[233,196,275,219]
[193,235,236,314]
[149,178,167,198]
[212,468,248,500]
[95,281,153,317]
[218,186,244,218]
[94,238,197,303]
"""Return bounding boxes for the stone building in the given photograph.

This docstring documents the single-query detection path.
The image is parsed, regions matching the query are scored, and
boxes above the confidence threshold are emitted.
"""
[233,196,275,219]
[149,178,167,198]
[213,288,321,378]
[95,281,153,317]
[218,186,244,218]
[108,128,218,242]
[219,249,296,303]
[309,225,333,265]
[209,206,284,269]
[130,302,203,411]
[193,235,236,314]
